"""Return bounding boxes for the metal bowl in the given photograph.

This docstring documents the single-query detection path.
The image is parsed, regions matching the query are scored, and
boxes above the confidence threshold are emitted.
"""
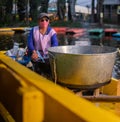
[48,45,117,89]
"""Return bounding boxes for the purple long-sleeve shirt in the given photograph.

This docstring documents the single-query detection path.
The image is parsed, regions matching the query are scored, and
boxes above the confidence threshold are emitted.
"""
[27,26,58,55]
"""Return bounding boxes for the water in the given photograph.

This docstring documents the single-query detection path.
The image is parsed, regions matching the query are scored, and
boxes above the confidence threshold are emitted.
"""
[0,32,28,51]
[0,29,120,79]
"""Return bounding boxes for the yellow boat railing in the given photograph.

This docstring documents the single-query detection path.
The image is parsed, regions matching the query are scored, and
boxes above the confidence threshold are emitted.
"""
[0,27,31,36]
[0,28,15,36]
[0,102,15,122]
[0,52,120,122]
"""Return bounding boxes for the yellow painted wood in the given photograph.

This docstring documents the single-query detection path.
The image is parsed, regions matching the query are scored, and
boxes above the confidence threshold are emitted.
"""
[0,102,15,122]
[0,51,6,54]
[0,63,44,122]
[101,78,120,95]
[18,87,44,122]
[0,28,12,31]
[12,27,27,31]
[93,102,120,117]
[97,78,120,116]
[11,27,29,33]
[0,28,15,36]
[0,31,15,36]
[0,53,120,122]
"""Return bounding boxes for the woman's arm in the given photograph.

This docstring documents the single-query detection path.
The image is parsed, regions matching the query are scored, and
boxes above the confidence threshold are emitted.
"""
[51,33,58,46]
[27,28,38,60]
[27,28,35,52]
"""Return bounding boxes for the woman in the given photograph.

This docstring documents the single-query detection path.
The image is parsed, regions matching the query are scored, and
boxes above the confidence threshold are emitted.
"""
[27,12,58,75]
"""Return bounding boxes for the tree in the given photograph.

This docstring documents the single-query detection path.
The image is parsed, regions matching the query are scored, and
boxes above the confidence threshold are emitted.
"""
[0,0,13,25]
[0,0,6,24]
[91,0,95,23]
[5,0,13,24]
[5,0,13,14]
[29,0,38,21]
[67,0,76,21]
[97,0,104,25]
[57,0,66,20]
[56,0,77,21]
[17,0,26,21]
[29,0,50,21]
[40,0,50,13]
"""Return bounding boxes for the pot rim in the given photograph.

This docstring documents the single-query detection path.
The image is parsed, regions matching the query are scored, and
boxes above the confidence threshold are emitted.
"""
[48,45,117,56]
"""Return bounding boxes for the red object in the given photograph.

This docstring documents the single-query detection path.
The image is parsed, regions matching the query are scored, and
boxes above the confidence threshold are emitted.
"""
[104,28,118,40]
[104,28,118,32]
[53,27,68,34]
[66,28,86,35]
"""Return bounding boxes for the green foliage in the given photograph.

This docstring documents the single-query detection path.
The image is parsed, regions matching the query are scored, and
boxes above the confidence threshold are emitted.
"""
[57,0,66,20]
[0,0,7,6]
[6,0,13,13]
[17,0,26,21]
[40,0,50,13]
[30,0,39,21]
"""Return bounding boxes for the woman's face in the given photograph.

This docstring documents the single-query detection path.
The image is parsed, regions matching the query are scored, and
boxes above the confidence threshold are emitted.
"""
[38,17,49,28]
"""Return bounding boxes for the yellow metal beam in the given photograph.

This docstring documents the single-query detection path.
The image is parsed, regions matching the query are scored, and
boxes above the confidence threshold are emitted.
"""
[0,52,120,122]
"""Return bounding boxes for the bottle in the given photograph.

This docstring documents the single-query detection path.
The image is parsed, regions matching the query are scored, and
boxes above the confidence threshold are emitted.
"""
[12,42,19,56]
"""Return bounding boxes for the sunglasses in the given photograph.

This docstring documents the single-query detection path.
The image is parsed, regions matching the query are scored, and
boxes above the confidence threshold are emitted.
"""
[40,19,49,22]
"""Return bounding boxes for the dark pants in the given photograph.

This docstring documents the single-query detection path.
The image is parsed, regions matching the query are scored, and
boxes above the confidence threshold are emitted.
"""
[32,59,52,78]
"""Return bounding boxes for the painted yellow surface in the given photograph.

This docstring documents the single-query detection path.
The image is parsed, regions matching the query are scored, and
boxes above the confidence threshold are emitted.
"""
[0,28,15,36]
[95,102,120,117]
[0,31,15,36]
[0,27,30,36]
[12,27,26,31]
[0,28,12,31]
[0,63,44,122]
[18,87,44,122]
[11,27,31,32]
[0,52,120,122]
[0,102,15,122]
[101,78,120,95]
[0,27,26,31]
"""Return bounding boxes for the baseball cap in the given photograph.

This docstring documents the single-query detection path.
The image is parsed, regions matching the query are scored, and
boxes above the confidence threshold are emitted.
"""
[38,13,49,19]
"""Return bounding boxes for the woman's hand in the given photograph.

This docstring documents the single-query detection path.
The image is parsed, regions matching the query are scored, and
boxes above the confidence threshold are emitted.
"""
[31,50,38,61]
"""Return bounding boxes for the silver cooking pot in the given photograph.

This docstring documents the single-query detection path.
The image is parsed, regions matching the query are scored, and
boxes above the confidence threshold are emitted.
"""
[48,45,117,89]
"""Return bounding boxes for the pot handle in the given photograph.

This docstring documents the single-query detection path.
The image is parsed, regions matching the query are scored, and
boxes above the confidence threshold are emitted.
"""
[48,52,57,84]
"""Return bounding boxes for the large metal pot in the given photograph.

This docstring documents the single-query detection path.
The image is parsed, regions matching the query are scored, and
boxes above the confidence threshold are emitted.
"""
[48,45,117,89]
